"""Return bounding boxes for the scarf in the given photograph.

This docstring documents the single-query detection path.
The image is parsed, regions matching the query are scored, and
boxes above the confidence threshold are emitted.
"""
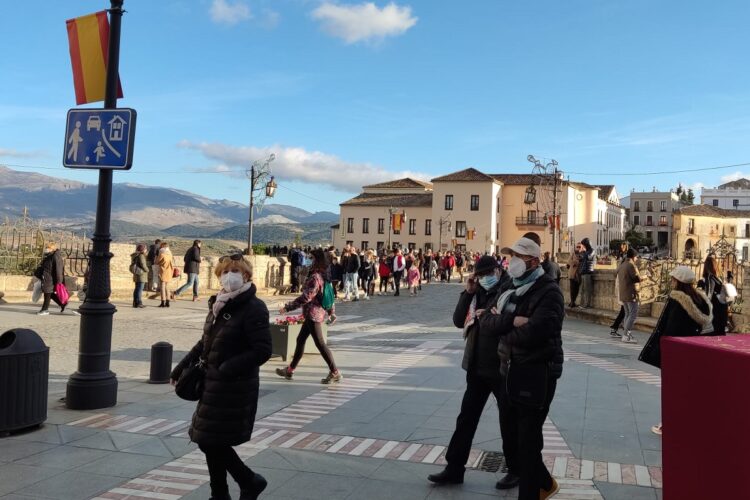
[495,266,545,317]
[212,282,253,318]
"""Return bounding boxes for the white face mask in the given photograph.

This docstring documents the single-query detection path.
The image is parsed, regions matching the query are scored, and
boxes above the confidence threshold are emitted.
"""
[220,272,244,292]
[508,256,528,279]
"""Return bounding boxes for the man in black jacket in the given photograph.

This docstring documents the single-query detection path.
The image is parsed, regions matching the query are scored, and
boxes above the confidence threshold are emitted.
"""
[174,240,202,301]
[427,255,511,487]
[481,236,564,500]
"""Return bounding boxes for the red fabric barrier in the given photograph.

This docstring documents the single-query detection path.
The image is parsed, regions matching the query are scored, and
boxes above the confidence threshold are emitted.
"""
[662,335,750,500]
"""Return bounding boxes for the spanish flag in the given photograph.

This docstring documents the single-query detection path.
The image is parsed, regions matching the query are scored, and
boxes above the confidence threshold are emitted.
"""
[66,11,123,105]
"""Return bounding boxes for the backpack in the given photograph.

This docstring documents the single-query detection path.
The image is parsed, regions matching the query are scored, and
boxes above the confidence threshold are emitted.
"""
[320,280,335,310]
[129,256,138,275]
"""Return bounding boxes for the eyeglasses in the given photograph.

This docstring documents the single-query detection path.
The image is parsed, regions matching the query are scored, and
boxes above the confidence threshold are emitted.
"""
[219,253,243,263]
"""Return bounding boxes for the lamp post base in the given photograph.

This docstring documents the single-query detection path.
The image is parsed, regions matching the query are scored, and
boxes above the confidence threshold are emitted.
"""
[65,373,118,410]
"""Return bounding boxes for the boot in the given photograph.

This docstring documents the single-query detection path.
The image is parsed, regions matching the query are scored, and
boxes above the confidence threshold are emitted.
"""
[165,300,170,307]
[137,302,146,308]
[239,472,267,499]
[208,481,231,500]
[158,300,165,308]
[427,467,464,484]
[132,299,137,308]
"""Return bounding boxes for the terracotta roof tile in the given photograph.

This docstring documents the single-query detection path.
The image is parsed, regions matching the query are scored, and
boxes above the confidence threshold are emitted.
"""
[340,193,433,207]
[677,204,750,218]
[431,168,496,182]
[363,178,433,189]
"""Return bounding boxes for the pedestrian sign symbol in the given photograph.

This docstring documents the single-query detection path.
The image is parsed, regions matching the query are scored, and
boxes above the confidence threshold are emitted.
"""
[63,108,136,170]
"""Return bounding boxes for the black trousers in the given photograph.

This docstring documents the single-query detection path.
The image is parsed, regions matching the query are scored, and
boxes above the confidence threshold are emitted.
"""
[199,444,254,494]
[569,279,580,305]
[611,305,625,330]
[393,271,403,294]
[444,372,503,472]
[291,319,337,372]
[41,292,64,311]
[290,264,299,292]
[499,377,557,500]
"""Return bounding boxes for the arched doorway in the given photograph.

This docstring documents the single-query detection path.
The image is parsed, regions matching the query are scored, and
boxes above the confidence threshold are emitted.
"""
[684,238,696,259]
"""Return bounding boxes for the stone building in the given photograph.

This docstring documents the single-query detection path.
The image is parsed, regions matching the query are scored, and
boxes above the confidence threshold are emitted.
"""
[673,204,750,261]
[628,190,682,254]
[701,178,750,210]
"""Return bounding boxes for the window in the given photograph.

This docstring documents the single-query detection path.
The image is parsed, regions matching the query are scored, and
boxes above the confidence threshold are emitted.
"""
[634,201,640,212]
[633,215,640,226]
[527,210,537,223]
[346,218,354,233]
[734,199,740,207]
[346,240,353,246]
[361,241,369,250]
[659,215,667,226]
[425,219,432,236]
[744,247,749,261]
[377,241,384,251]
[470,195,479,211]
[362,218,369,234]
[377,218,385,234]
[688,218,695,234]
[646,231,653,241]
[646,215,653,226]
[647,201,653,212]
[445,194,454,210]
[660,200,667,211]
[408,242,416,251]
[713,199,719,207]
[424,242,433,251]
[409,219,417,235]
[746,224,749,238]
[455,221,467,238]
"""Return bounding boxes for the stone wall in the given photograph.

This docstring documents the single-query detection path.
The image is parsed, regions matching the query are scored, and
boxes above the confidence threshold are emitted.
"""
[0,243,292,301]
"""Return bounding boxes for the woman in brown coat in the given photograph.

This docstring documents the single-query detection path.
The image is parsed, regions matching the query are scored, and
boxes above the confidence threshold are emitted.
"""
[566,243,582,307]
[155,242,174,307]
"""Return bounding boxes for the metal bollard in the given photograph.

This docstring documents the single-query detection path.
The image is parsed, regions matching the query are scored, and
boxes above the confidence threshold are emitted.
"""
[148,342,173,384]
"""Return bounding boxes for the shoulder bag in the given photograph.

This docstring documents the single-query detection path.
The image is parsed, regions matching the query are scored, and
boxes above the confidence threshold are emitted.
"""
[506,358,550,410]
[175,329,217,401]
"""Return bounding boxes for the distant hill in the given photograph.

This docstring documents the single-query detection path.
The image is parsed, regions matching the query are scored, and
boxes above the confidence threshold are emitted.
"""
[211,223,333,246]
[0,166,339,245]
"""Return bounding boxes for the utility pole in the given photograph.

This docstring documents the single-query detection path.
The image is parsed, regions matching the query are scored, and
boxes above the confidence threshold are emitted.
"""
[66,0,123,409]
[245,154,276,255]
[247,163,255,254]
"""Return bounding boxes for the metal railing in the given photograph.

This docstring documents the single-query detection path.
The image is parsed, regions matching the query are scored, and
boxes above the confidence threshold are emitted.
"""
[515,216,547,226]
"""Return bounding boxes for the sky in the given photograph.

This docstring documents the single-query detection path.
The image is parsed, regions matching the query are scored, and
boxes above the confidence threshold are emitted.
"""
[2,0,750,213]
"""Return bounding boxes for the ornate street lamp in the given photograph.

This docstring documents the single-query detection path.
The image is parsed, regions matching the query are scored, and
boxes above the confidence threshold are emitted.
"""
[246,153,276,255]
[265,176,277,198]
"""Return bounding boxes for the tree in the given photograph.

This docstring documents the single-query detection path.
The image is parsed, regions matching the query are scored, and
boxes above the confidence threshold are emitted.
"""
[624,227,653,248]
[674,183,694,205]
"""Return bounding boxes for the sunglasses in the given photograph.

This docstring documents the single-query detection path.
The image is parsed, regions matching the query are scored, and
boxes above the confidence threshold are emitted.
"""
[219,253,244,263]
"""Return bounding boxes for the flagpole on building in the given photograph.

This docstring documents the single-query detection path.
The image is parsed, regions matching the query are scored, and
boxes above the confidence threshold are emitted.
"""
[66,0,123,409]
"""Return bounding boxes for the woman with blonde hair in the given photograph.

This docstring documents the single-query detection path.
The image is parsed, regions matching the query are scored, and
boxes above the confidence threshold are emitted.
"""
[170,253,271,500]
[155,241,174,307]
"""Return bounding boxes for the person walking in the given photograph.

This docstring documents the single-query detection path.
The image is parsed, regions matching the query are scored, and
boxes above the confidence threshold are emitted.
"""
[174,240,202,301]
[617,248,641,343]
[360,250,376,300]
[34,242,73,315]
[423,249,433,283]
[407,260,421,296]
[276,248,343,384]
[444,251,456,283]
[147,239,161,293]
[378,255,391,295]
[640,266,711,436]
[480,236,565,500]
[609,242,630,337]
[455,251,465,283]
[170,254,272,500]
[288,244,301,293]
[703,254,728,335]
[329,255,344,298]
[566,244,582,308]
[392,247,406,296]
[155,242,174,308]
[427,255,509,488]
[344,246,360,301]
[579,238,595,308]
[130,244,149,308]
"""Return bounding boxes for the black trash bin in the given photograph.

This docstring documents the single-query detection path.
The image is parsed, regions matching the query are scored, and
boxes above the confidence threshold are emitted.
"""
[0,329,49,434]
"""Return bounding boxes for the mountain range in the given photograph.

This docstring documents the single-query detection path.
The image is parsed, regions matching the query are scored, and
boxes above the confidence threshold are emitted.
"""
[0,166,339,244]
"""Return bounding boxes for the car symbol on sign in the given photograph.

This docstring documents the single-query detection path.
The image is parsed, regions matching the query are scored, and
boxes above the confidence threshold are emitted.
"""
[86,116,101,131]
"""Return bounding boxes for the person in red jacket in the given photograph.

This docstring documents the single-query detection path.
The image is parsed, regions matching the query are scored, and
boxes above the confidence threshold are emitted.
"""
[444,252,456,283]
[378,255,391,295]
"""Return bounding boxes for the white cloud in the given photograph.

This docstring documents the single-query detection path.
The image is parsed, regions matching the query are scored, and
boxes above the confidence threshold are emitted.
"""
[311,2,417,44]
[210,0,252,25]
[0,148,40,158]
[179,140,429,192]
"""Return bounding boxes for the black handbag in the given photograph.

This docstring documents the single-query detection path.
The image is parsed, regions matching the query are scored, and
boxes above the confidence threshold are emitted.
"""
[506,359,549,409]
[175,329,217,401]
[639,327,663,368]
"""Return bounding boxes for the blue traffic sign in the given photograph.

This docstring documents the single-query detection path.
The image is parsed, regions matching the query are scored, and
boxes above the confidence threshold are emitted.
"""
[63,108,136,170]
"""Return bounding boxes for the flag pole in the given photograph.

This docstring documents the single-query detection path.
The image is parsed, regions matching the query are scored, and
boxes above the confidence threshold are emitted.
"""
[66,0,123,410]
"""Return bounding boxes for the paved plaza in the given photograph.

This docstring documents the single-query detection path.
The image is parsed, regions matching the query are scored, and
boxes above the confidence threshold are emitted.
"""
[0,284,663,499]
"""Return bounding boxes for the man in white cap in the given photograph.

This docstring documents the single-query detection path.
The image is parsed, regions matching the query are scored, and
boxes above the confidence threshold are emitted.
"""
[480,235,564,499]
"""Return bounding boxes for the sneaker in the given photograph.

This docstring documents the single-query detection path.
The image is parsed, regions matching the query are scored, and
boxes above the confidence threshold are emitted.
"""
[540,477,560,499]
[427,468,464,485]
[37,310,50,316]
[609,329,622,338]
[651,423,663,435]
[364,295,370,301]
[275,367,293,380]
[621,333,637,344]
[321,371,342,384]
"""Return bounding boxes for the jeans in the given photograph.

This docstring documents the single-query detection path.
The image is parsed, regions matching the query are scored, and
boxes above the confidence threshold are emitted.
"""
[622,301,638,333]
[290,319,337,372]
[199,443,255,495]
[580,274,594,307]
[500,377,557,500]
[344,272,358,298]
[444,372,503,473]
[133,282,145,305]
[175,272,199,297]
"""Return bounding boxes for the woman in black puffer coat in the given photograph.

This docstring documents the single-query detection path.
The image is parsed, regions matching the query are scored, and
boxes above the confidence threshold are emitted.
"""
[171,254,272,500]
[34,243,67,315]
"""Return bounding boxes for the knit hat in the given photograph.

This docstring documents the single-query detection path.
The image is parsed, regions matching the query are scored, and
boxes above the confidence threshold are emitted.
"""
[670,266,695,284]
[474,255,498,276]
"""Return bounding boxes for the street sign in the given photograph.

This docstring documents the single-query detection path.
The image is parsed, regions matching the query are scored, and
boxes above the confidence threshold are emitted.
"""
[63,108,136,170]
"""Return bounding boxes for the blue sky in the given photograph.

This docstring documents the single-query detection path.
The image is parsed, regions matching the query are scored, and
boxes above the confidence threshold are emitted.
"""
[2,0,750,213]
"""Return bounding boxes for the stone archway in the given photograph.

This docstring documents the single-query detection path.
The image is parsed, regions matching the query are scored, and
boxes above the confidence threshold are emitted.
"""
[684,238,696,258]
